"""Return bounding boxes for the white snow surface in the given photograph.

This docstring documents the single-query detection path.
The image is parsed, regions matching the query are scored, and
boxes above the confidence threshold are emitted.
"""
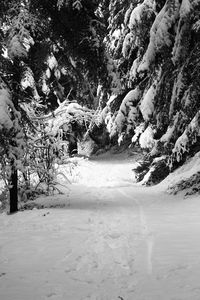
[1,151,200,300]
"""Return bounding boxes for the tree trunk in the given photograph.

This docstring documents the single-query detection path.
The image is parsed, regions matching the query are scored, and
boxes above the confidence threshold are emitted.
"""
[9,167,18,214]
[9,62,20,214]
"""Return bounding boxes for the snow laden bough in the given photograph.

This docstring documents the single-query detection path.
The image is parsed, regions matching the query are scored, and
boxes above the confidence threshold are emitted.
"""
[44,100,98,157]
[100,0,200,188]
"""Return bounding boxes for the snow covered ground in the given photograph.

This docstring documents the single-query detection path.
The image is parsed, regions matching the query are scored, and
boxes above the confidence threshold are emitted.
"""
[0,151,200,300]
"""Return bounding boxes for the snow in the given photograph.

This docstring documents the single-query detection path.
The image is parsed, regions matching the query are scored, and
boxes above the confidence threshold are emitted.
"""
[111,88,140,135]
[193,0,200,5]
[172,110,200,162]
[124,4,133,26]
[169,69,184,117]
[8,35,27,59]
[8,30,34,60]
[138,0,180,72]
[160,125,175,143]
[172,0,191,65]
[173,131,189,161]
[72,0,82,11]
[160,111,181,144]
[161,151,200,189]
[139,125,155,149]
[110,29,121,51]
[129,57,140,81]
[155,0,180,48]
[20,67,40,100]
[22,35,34,52]
[1,47,8,59]
[47,101,91,136]
[126,106,138,133]
[128,0,155,30]
[139,84,156,121]
[47,54,58,70]
[106,55,122,94]
[41,75,50,95]
[180,0,191,18]
[107,94,117,106]
[122,33,134,58]
[132,123,145,143]
[1,152,200,300]
[121,88,140,108]
[0,88,16,131]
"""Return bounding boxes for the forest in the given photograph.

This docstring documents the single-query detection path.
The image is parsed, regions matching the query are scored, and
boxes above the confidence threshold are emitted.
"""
[1,1,200,300]
[0,0,200,213]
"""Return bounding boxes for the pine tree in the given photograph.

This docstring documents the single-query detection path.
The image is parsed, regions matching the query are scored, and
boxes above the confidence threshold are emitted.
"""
[0,0,108,212]
[98,0,200,184]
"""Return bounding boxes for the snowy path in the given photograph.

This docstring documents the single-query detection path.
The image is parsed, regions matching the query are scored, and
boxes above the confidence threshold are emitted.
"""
[1,155,200,300]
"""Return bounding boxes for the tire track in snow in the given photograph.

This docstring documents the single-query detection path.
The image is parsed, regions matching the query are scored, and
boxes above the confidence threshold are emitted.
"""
[118,188,154,275]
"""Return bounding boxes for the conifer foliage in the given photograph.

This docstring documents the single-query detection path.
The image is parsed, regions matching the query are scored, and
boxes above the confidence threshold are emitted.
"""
[100,0,200,185]
[0,0,105,212]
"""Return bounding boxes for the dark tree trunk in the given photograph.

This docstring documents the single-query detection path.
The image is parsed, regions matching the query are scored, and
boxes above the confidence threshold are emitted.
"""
[9,62,20,214]
[9,167,18,214]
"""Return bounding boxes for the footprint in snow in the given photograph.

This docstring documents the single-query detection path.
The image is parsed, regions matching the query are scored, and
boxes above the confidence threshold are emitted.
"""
[107,232,121,239]
[46,292,57,298]
[42,212,50,217]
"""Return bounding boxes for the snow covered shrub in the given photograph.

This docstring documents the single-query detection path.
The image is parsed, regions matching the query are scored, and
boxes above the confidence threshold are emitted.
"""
[20,126,70,199]
[17,99,96,198]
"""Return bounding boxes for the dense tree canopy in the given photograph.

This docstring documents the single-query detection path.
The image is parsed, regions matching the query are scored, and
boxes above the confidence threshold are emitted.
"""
[98,0,200,183]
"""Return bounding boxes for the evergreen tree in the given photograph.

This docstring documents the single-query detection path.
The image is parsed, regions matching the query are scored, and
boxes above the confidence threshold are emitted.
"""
[0,0,107,212]
[99,0,200,184]
[1,0,200,202]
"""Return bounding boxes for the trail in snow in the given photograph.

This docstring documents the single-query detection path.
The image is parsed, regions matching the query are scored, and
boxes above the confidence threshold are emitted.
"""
[118,188,154,275]
[1,153,200,300]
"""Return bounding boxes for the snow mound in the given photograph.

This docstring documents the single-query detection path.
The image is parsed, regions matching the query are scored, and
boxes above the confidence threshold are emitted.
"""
[160,151,200,195]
